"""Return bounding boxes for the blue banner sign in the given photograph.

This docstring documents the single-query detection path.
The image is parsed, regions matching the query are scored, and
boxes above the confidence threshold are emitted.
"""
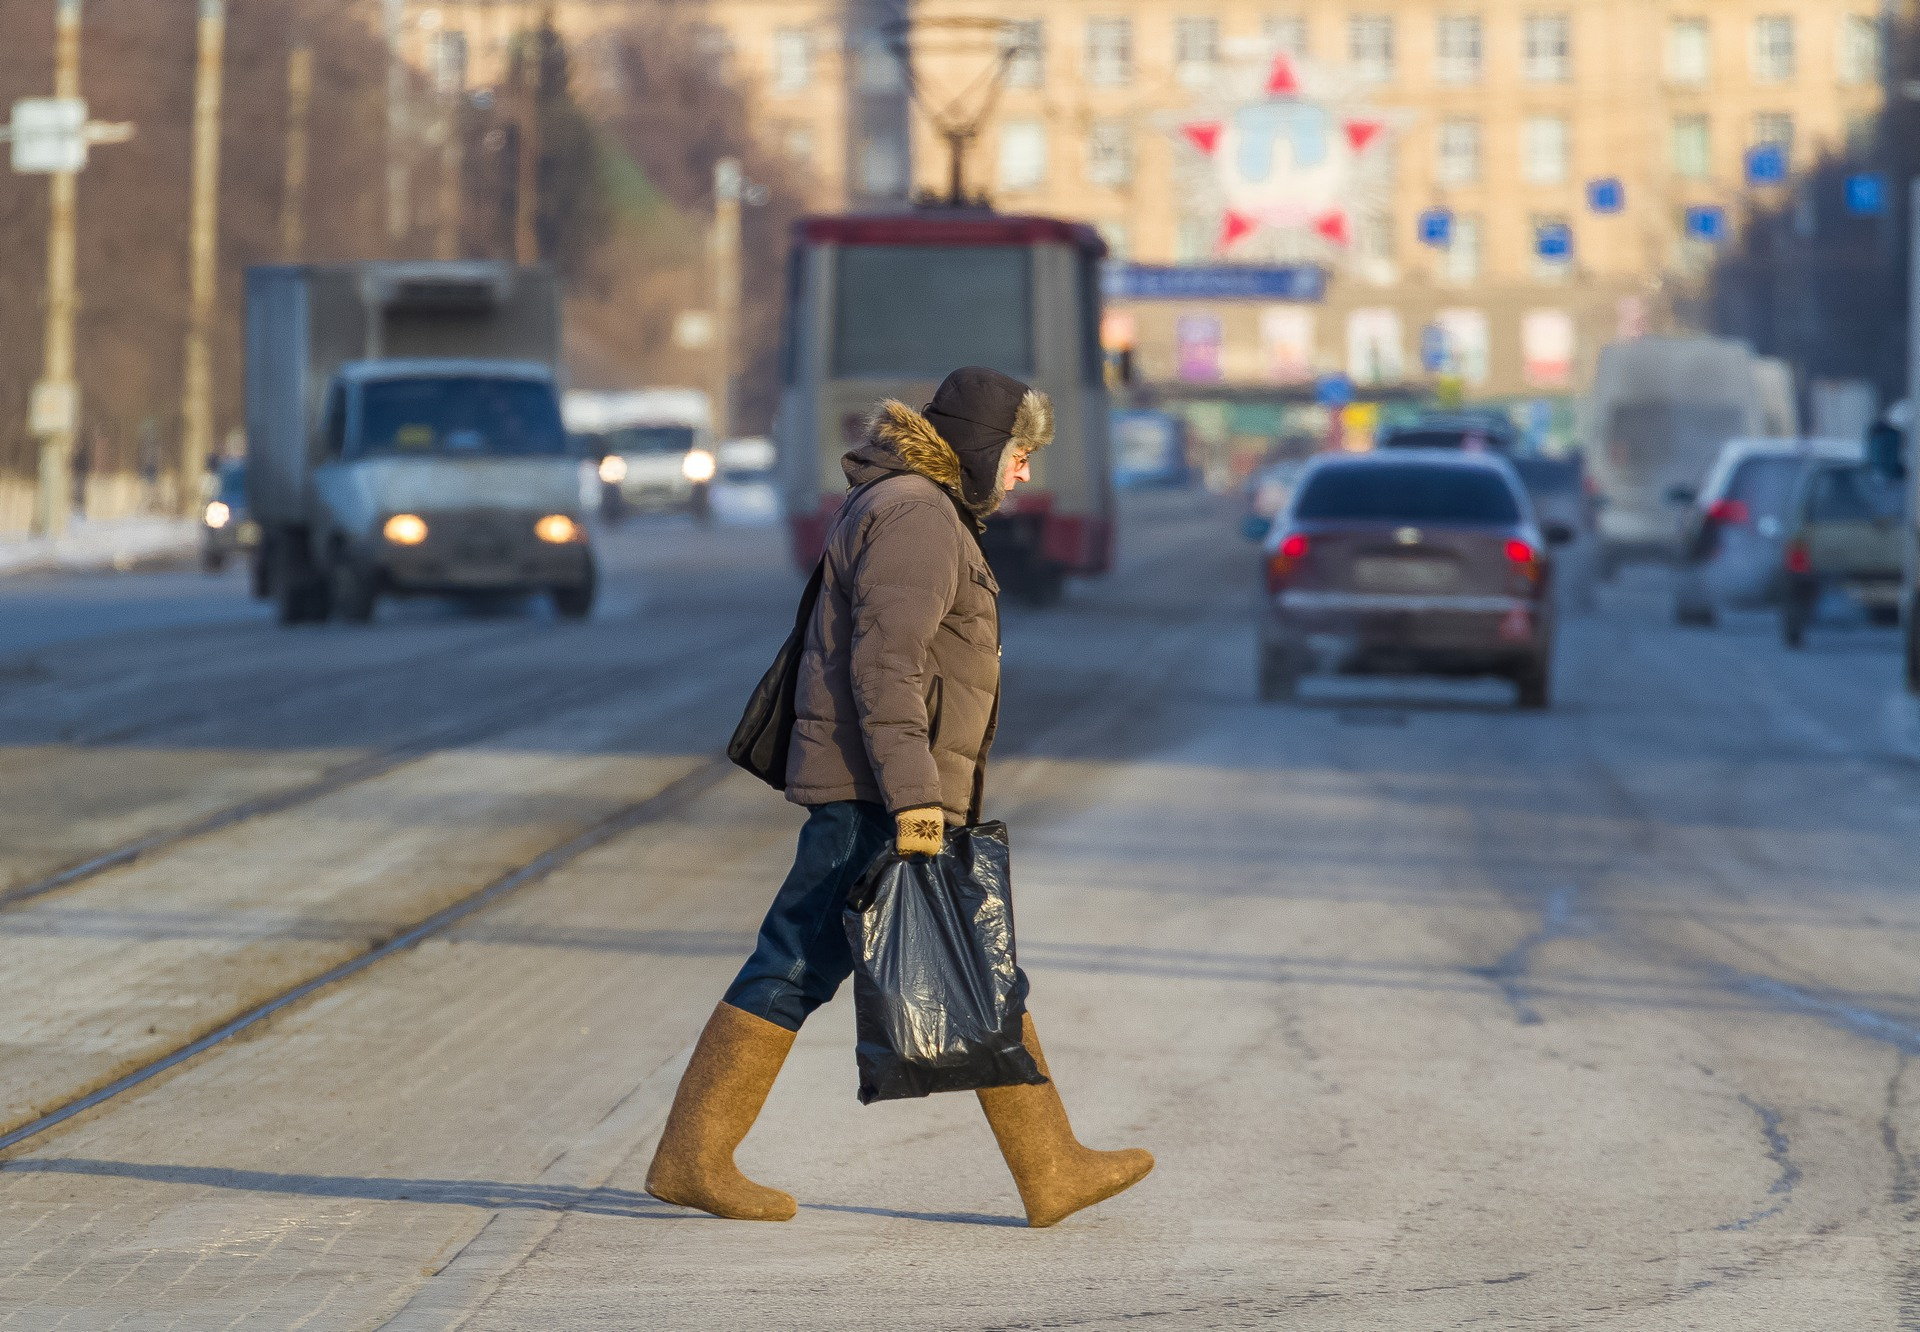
[1745,143,1788,186]
[1684,205,1726,242]
[1587,178,1625,214]
[1535,222,1574,261]
[1417,209,1453,247]
[1420,323,1449,373]
[1104,264,1328,302]
[1845,172,1887,217]
[1314,372,1354,407]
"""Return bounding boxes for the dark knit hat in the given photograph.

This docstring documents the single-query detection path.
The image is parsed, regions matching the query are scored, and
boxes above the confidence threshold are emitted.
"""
[924,367,1055,514]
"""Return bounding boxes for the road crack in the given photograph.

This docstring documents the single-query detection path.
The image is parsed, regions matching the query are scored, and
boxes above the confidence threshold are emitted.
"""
[1717,1094,1801,1232]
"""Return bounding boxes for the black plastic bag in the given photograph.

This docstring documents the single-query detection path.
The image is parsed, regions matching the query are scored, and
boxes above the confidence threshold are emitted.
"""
[843,821,1048,1104]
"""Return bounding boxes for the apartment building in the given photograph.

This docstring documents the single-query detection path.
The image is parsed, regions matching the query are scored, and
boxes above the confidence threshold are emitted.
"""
[913,0,1881,399]
[397,0,1879,401]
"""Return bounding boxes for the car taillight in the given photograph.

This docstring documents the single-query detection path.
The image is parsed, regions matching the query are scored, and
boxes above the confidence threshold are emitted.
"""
[1505,538,1540,581]
[1266,532,1309,593]
[1706,498,1750,525]
[1784,542,1811,574]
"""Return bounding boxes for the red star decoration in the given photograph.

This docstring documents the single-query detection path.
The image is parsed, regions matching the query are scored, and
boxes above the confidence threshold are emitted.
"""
[1219,211,1258,250]
[1266,54,1300,96]
[1182,121,1224,155]
[1344,120,1384,154]
[1313,211,1350,246]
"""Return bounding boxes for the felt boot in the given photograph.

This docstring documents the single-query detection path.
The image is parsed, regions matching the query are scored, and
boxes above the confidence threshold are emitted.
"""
[976,1013,1154,1228]
[645,1002,798,1221]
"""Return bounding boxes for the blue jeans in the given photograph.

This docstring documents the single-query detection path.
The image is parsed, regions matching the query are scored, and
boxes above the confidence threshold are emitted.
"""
[724,801,896,1032]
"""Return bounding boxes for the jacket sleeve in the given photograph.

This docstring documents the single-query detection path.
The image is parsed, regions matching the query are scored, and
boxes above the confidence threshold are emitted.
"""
[846,498,963,814]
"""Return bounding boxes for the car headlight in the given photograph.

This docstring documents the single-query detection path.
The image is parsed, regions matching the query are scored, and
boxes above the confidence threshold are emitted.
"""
[204,500,231,529]
[598,454,628,484]
[682,449,717,483]
[535,514,581,544]
[383,513,429,545]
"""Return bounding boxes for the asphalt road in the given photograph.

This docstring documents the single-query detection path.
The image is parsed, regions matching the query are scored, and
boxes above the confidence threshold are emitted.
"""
[0,495,1917,1330]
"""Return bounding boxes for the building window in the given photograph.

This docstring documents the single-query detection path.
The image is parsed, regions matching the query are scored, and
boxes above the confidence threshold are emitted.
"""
[1357,210,1396,284]
[1666,18,1710,83]
[1350,16,1394,83]
[1442,214,1482,283]
[854,31,903,93]
[1087,119,1134,187]
[778,122,816,166]
[1523,14,1571,82]
[771,27,812,94]
[1436,118,1481,184]
[1265,15,1309,57]
[1752,16,1794,82]
[1175,17,1222,88]
[1523,116,1569,184]
[1347,309,1405,385]
[1436,16,1483,83]
[1436,309,1490,384]
[1751,111,1794,163]
[1176,215,1214,263]
[999,120,1049,191]
[1670,115,1710,178]
[1003,19,1045,89]
[693,23,735,75]
[1087,17,1134,86]
[1839,14,1878,85]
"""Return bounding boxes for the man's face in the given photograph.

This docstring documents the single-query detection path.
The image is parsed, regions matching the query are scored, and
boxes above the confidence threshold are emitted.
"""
[1001,448,1033,494]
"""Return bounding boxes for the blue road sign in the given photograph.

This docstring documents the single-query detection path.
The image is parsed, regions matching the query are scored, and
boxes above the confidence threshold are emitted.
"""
[1745,143,1788,186]
[1103,264,1328,301]
[1684,205,1727,242]
[1417,208,1453,247]
[1845,172,1888,217]
[1420,323,1449,373]
[1535,222,1574,261]
[1315,373,1354,408]
[1587,178,1625,214]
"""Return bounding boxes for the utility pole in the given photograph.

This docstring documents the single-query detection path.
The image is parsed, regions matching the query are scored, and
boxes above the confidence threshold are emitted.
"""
[280,38,313,261]
[180,0,226,500]
[32,0,83,537]
[711,157,743,441]
[513,4,554,265]
[434,8,468,261]
[385,0,409,243]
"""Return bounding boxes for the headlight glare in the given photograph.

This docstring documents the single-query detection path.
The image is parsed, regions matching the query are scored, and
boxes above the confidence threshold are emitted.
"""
[383,513,429,546]
[535,514,580,544]
[682,449,717,483]
[204,501,231,529]
[598,454,628,484]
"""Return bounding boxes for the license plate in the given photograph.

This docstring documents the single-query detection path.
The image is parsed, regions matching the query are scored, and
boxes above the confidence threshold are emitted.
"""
[1353,556,1457,592]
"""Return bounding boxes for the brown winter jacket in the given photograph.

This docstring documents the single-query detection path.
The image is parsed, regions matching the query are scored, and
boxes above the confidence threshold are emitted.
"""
[784,398,1046,822]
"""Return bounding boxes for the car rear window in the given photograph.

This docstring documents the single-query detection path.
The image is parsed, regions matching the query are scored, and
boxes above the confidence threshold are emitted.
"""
[1723,456,1806,520]
[1294,464,1522,524]
[1509,457,1582,495]
[1807,465,1906,522]
[1381,428,1507,452]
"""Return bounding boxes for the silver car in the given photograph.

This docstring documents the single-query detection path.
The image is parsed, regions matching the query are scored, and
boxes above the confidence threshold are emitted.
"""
[1671,438,1861,627]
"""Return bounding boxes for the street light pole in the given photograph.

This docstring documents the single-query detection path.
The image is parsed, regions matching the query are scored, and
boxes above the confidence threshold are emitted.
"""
[711,157,742,441]
[32,0,84,538]
[280,38,313,262]
[513,4,554,265]
[179,0,226,501]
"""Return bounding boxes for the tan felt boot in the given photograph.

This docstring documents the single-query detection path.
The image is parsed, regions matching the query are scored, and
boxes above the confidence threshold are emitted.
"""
[645,1002,798,1221]
[977,1013,1155,1228]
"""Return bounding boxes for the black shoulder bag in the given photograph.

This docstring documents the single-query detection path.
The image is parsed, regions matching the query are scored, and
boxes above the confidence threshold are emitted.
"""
[727,556,826,790]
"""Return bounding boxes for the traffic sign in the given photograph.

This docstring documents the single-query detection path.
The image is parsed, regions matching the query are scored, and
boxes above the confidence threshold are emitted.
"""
[1420,323,1449,373]
[1587,178,1625,214]
[1314,372,1354,408]
[1535,222,1574,261]
[1417,208,1453,248]
[8,98,87,174]
[1845,172,1888,217]
[1745,143,1788,186]
[1684,205,1726,243]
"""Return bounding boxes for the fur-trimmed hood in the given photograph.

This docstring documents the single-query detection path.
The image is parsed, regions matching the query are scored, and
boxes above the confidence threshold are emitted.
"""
[842,391,1054,525]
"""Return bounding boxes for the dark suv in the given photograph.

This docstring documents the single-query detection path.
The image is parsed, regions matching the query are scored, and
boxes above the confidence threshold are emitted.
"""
[1257,451,1570,708]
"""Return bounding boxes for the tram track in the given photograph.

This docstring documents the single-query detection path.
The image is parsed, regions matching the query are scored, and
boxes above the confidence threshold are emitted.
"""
[0,617,766,912]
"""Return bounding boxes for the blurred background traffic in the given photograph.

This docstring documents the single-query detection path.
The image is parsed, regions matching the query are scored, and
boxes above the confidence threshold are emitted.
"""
[0,0,1914,700]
